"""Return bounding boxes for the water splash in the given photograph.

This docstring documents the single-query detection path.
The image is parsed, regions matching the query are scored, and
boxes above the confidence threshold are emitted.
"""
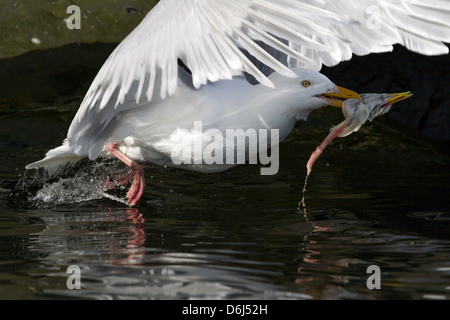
[31,176,128,207]
[14,159,131,208]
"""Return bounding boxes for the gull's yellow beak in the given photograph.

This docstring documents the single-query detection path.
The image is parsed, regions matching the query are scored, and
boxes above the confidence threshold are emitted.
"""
[321,86,363,108]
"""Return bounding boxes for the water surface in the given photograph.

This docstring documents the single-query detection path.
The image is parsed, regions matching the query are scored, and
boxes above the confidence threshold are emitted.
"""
[1,45,450,300]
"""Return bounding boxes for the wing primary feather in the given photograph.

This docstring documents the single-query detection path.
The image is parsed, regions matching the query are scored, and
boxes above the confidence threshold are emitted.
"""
[146,65,156,102]
[408,0,450,11]
[209,33,243,72]
[253,0,342,42]
[242,20,318,67]
[167,58,178,96]
[223,35,275,88]
[135,63,147,103]
[398,28,449,55]
[197,5,234,80]
[203,34,233,81]
[266,0,343,20]
[232,27,296,78]
[245,7,330,52]
[385,4,450,43]
[160,63,168,100]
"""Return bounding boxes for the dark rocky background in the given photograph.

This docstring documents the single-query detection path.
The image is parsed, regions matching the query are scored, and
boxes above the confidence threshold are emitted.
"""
[0,1,449,148]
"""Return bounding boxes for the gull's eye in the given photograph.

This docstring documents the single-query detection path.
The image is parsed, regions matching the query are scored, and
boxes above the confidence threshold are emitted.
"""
[301,80,311,87]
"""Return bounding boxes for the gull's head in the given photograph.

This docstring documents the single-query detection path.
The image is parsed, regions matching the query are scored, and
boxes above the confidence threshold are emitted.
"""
[269,68,362,120]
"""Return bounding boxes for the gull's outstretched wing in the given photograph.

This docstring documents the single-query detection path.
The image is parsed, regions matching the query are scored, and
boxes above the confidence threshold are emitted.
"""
[68,0,450,158]
[286,0,450,69]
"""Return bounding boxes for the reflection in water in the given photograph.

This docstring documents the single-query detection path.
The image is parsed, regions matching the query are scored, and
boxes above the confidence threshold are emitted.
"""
[23,207,149,298]
[27,208,146,265]
[294,200,366,299]
[19,204,314,299]
[107,208,146,266]
[3,143,450,299]
[293,207,450,300]
[3,165,450,299]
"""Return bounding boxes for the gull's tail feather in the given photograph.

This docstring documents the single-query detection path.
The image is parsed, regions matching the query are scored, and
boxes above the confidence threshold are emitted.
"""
[25,140,85,176]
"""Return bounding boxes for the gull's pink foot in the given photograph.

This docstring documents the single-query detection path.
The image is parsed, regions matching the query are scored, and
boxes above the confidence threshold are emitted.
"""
[106,142,146,206]
[126,163,146,206]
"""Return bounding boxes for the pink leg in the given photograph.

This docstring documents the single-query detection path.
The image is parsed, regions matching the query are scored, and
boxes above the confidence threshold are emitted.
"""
[306,122,349,176]
[106,142,146,206]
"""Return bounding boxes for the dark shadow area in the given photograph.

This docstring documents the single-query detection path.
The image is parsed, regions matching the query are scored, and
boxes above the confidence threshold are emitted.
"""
[1,42,449,148]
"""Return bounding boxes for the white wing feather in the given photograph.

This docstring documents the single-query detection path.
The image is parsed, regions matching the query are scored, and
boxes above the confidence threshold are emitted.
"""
[68,0,450,159]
